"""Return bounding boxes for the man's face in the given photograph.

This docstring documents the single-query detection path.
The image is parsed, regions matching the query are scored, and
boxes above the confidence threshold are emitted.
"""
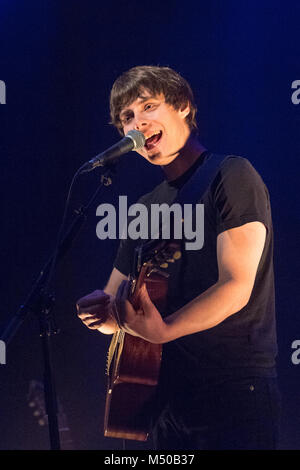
[119,91,191,166]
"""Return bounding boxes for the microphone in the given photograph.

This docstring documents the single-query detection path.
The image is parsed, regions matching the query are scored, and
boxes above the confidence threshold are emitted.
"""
[81,130,145,173]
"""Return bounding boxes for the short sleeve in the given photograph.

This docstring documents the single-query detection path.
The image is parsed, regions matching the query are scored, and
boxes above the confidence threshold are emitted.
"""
[213,157,271,235]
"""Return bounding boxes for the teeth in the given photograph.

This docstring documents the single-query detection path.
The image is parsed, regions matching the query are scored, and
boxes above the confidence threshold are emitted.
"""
[145,131,161,140]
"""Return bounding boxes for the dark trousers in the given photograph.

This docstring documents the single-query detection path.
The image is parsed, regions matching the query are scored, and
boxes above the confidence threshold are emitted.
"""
[151,376,281,450]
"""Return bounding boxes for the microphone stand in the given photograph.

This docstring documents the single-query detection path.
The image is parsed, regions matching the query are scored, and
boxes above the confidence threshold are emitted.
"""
[0,166,115,450]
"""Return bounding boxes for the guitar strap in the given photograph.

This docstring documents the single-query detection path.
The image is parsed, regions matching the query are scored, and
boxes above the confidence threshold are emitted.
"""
[134,152,234,269]
[173,151,231,209]
[157,152,232,239]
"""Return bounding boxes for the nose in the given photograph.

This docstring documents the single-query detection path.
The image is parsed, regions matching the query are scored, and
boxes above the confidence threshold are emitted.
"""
[133,113,148,131]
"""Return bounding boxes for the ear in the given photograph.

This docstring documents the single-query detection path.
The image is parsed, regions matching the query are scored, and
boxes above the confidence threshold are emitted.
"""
[179,102,190,120]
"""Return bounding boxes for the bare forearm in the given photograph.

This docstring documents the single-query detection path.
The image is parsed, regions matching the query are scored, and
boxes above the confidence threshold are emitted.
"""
[96,288,118,335]
[163,279,251,342]
[95,269,129,335]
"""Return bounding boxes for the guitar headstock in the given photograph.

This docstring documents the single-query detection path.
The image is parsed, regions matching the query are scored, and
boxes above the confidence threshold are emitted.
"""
[133,239,182,278]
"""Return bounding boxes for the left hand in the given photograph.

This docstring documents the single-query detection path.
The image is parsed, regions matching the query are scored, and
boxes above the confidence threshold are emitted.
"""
[114,280,169,344]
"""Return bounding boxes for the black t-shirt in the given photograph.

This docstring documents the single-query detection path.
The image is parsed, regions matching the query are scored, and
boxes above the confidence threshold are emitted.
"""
[114,153,278,384]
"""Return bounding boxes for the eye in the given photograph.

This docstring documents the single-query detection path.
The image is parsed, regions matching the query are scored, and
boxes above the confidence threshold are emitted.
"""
[121,114,132,124]
[144,103,153,111]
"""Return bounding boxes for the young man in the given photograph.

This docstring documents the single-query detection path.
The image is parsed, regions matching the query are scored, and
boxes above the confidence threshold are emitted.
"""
[77,66,281,449]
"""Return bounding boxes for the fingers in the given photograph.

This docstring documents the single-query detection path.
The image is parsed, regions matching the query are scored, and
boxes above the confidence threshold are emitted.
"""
[82,315,101,326]
[76,290,110,310]
[78,309,108,330]
[77,304,108,320]
[76,290,112,330]
[82,317,104,330]
[138,283,155,316]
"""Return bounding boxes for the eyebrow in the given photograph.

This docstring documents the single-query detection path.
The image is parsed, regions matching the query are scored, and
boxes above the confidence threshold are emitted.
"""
[137,94,155,102]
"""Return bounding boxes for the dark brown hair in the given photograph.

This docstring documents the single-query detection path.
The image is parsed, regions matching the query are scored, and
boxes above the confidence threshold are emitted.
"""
[109,65,198,134]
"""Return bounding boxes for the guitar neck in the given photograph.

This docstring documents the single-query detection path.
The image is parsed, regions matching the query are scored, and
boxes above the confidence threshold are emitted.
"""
[129,264,149,310]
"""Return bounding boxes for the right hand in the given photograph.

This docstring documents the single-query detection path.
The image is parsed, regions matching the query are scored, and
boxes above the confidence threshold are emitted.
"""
[76,290,114,331]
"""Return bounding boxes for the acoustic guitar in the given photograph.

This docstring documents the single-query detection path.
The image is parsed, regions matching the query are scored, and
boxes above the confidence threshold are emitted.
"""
[104,240,181,441]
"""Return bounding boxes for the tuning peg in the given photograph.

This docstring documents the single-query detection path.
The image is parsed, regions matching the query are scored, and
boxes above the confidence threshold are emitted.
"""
[159,262,168,269]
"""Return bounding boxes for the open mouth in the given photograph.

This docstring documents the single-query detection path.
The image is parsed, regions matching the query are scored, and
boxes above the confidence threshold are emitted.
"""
[144,131,162,151]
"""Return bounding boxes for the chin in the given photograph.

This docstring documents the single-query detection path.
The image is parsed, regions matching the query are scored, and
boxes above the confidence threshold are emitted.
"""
[147,153,170,165]
[144,150,162,163]
[142,147,178,166]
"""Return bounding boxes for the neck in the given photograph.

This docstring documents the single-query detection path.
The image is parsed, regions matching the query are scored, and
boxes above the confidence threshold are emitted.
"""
[161,133,207,181]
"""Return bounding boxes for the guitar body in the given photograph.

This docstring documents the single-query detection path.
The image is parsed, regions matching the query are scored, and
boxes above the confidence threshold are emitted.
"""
[104,271,168,441]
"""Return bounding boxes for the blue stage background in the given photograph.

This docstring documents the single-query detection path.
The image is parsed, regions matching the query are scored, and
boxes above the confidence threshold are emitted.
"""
[0,0,299,449]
